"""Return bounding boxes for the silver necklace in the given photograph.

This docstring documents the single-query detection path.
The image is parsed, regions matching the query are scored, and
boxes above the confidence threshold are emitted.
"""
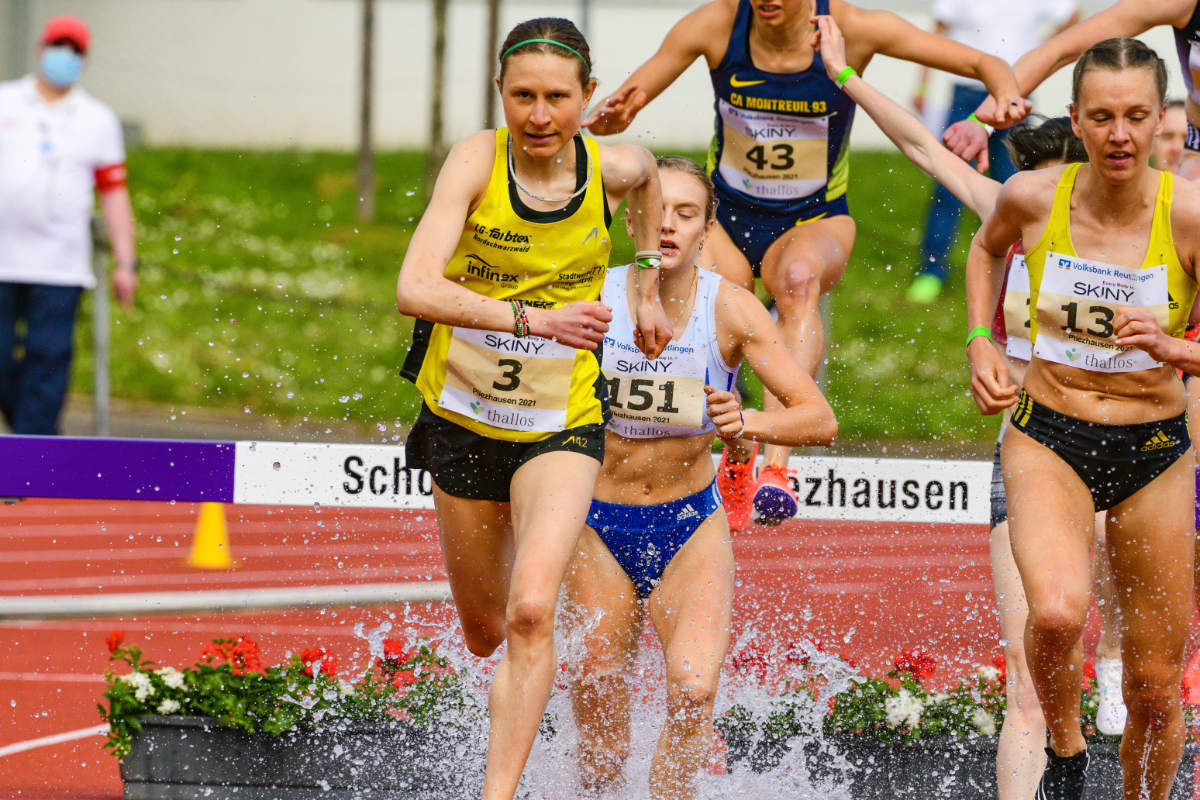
[507,134,592,204]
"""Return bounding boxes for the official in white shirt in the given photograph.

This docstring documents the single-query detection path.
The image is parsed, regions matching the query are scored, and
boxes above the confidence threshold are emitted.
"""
[907,0,1080,303]
[0,15,137,435]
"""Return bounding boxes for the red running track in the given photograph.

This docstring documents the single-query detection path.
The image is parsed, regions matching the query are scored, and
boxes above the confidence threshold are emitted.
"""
[0,498,1100,799]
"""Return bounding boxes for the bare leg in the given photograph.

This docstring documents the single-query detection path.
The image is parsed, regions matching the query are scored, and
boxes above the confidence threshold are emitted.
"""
[563,526,643,794]
[757,216,855,468]
[1106,454,1194,800]
[433,486,513,657]
[479,450,601,800]
[1004,426,1095,759]
[1092,512,1124,660]
[990,518,1047,800]
[647,510,735,800]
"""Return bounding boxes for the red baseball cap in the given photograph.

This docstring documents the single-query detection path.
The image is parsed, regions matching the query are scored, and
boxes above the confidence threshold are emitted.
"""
[41,16,90,54]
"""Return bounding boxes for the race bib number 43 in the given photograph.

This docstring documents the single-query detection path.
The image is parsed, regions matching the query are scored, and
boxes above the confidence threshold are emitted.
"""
[1034,252,1168,373]
[717,100,828,200]
[440,327,574,432]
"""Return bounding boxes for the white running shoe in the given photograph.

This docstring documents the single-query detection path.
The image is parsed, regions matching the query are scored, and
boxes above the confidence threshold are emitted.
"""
[1095,657,1127,736]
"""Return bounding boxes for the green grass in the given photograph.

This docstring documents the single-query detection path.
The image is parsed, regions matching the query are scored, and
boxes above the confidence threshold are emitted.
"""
[71,146,997,444]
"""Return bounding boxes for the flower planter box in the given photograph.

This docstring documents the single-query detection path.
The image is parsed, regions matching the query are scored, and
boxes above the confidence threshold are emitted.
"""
[728,730,1198,799]
[119,715,481,800]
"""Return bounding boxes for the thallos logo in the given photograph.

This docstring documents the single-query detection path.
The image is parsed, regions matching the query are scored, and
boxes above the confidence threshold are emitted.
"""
[464,254,519,283]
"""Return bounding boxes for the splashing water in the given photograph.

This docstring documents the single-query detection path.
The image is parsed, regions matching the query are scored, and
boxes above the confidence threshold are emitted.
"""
[350,608,870,799]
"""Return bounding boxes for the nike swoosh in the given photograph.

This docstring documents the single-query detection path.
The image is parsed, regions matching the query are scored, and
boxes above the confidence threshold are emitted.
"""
[730,74,766,88]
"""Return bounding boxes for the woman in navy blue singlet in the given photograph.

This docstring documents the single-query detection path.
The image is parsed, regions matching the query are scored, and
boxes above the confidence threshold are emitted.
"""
[586,0,1027,527]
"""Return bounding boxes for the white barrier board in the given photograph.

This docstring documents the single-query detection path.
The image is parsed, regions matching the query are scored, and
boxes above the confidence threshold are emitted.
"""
[234,441,991,524]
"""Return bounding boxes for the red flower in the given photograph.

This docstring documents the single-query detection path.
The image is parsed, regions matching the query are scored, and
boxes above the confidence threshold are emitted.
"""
[893,647,937,683]
[1082,661,1097,684]
[300,647,338,678]
[200,637,264,676]
[105,629,125,654]
[391,668,418,688]
[380,638,413,671]
[731,641,771,683]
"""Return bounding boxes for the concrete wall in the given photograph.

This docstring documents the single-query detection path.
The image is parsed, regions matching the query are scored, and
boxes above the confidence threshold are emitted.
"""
[3,0,1182,150]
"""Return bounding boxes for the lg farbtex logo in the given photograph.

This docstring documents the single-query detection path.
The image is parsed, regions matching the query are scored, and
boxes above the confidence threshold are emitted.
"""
[473,223,532,253]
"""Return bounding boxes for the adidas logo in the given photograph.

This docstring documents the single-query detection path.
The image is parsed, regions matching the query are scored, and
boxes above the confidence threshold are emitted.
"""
[1140,430,1178,451]
[676,504,699,522]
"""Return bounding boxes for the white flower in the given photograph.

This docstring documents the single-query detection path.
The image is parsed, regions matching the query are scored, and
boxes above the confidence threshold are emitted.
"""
[338,680,355,698]
[972,707,997,736]
[884,689,924,729]
[156,699,181,715]
[977,665,1001,682]
[155,666,185,689]
[121,670,155,701]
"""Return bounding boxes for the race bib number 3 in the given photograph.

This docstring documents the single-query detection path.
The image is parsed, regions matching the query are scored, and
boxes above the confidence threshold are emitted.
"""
[1034,252,1168,373]
[717,100,828,200]
[440,327,575,432]
[604,372,705,435]
[1004,254,1033,361]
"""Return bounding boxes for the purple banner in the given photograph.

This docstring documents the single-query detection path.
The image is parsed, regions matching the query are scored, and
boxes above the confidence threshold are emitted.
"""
[0,436,235,502]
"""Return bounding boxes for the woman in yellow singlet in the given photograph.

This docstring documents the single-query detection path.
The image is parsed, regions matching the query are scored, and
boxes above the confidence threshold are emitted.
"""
[395,18,670,800]
[966,38,1200,800]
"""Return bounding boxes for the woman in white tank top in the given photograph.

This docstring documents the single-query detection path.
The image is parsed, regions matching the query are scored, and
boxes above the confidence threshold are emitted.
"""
[561,156,838,798]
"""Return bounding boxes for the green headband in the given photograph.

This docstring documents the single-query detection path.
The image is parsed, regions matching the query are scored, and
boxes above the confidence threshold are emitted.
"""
[501,38,589,70]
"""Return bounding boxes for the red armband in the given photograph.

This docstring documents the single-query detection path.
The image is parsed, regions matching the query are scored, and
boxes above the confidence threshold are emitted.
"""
[94,162,127,192]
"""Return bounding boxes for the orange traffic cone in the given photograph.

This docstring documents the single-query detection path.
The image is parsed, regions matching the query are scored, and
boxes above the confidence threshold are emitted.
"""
[187,502,233,569]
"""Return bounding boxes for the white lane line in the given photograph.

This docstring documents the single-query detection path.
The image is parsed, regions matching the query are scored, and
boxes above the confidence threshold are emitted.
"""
[0,672,104,683]
[0,582,453,619]
[0,724,109,758]
[5,542,432,563]
[0,565,440,593]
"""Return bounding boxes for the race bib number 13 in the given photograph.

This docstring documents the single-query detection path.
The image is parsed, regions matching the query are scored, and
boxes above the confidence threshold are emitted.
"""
[440,327,575,431]
[1034,252,1168,373]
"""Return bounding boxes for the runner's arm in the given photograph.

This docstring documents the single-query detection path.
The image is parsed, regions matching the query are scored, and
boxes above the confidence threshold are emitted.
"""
[814,15,999,219]
[952,0,1190,136]
[601,142,672,359]
[965,179,1038,413]
[584,1,732,135]
[396,133,611,351]
[835,2,1027,126]
[713,282,838,446]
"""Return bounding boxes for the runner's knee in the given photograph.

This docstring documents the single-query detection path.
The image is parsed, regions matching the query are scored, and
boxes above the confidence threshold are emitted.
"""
[773,261,821,307]
[506,597,555,642]
[461,619,505,657]
[1124,659,1183,720]
[1027,600,1088,645]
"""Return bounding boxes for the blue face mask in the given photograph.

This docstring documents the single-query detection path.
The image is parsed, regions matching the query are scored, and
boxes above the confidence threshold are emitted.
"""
[40,46,84,89]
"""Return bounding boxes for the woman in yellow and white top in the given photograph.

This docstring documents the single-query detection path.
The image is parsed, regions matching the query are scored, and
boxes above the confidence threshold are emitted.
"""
[394,17,669,800]
[966,38,1200,800]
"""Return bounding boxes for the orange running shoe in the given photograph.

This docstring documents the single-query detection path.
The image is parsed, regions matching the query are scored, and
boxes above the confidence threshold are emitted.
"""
[753,463,797,525]
[716,442,757,533]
